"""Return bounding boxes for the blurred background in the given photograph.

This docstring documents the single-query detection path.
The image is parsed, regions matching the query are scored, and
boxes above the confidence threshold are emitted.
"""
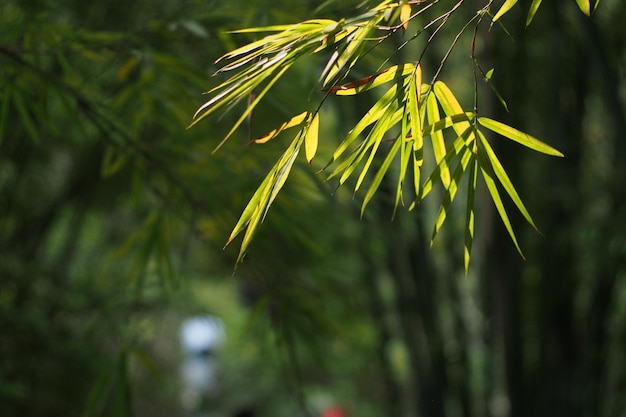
[1,1,625,416]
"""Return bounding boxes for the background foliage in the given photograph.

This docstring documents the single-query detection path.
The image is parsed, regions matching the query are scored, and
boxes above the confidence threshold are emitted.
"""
[1,1,625,417]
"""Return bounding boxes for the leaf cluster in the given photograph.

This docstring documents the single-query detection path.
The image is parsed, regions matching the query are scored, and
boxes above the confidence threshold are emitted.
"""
[190,0,583,272]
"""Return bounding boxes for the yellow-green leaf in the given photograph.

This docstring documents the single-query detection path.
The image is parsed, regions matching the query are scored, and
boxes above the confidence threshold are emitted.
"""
[478,117,564,157]
[525,0,543,26]
[305,112,320,163]
[329,63,415,95]
[251,111,309,144]
[477,130,538,230]
[575,0,591,16]
[479,156,525,259]
[400,3,411,31]
[426,92,450,188]
[430,148,473,245]
[464,158,478,274]
[493,0,519,22]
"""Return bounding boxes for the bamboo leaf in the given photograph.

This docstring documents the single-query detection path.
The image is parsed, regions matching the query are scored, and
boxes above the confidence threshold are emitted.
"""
[426,92,450,188]
[575,0,591,16]
[464,157,478,274]
[420,125,474,200]
[478,117,564,156]
[213,63,293,152]
[477,130,538,230]
[526,0,544,26]
[362,131,402,216]
[430,148,473,245]
[305,112,320,163]
[225,172,274,247]
[433,81,472,136]
[353,102,400,192]
[400,3,411,31]
[479,155,525,259]
[250,111,309,144]
[328,82,402,166]
[593,0,601,12]
[493,0,519,22]
[408,65,423,201]
[328,63,415,95]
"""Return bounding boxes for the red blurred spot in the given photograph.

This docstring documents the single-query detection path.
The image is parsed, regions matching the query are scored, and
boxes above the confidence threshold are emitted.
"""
[321,406,347,417]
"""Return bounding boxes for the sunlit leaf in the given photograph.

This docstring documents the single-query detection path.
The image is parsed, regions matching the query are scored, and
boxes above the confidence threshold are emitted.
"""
[575,0,591,16]
[430,148,473,245]
[419,125,474,200]
[525,0,544,26]
[251,111,309,144]
[492,0,519,22]
[426,92,450,187]
[464,158,478,274]
[408,65,423,200]
[400,3,411,31]
[433,81,472,137]
[305,112,320,163]
[479,153,525,259]
[478,117,564,156]
[327,82,403,167]
[477,130,538,230]
[353,102,400,192]
[362,131,402,216]
[328,63,415,95]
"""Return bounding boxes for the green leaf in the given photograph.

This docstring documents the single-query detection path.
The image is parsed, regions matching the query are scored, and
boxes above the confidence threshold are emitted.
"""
[464,158,478,274]
[575,0,591,16]
[408,66,423,201]
[214,64,293,152]
[479,154,525,259]
[419,125,474,201]
[305,112,320,163]
[426,92,450,188]
[327,82,403,168]
[593,0,601,12]
[352,102,401,192]
[493,0,519,22]
[361,131,402,216]
[430,148,473,245]
[525,0,544,26]
[478,117,564,156]
[477,130,538,230]
[250,111,309,144]
[329,63,415,95]
[433,81,472,137]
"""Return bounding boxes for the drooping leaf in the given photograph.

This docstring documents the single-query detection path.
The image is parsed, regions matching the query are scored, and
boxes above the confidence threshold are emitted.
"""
[327,81,404,167]
[400,3,411,31]
[478,117,564,156]
[352,101,401,192]
[328,63,415,95]
[419,125,474,201]
[478,153,525,259]
[575,0,591,16]
[433,81,472,137]
[362,131,402,216]
[464,157,478,274]
[430,148,473,245]
[305,112,320,163]
[492,0,519,22]
[525,0,544,26]
[408,65,423,200]
[426,92,450,188]
[250,111,309,144]
[477,130,538,230]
